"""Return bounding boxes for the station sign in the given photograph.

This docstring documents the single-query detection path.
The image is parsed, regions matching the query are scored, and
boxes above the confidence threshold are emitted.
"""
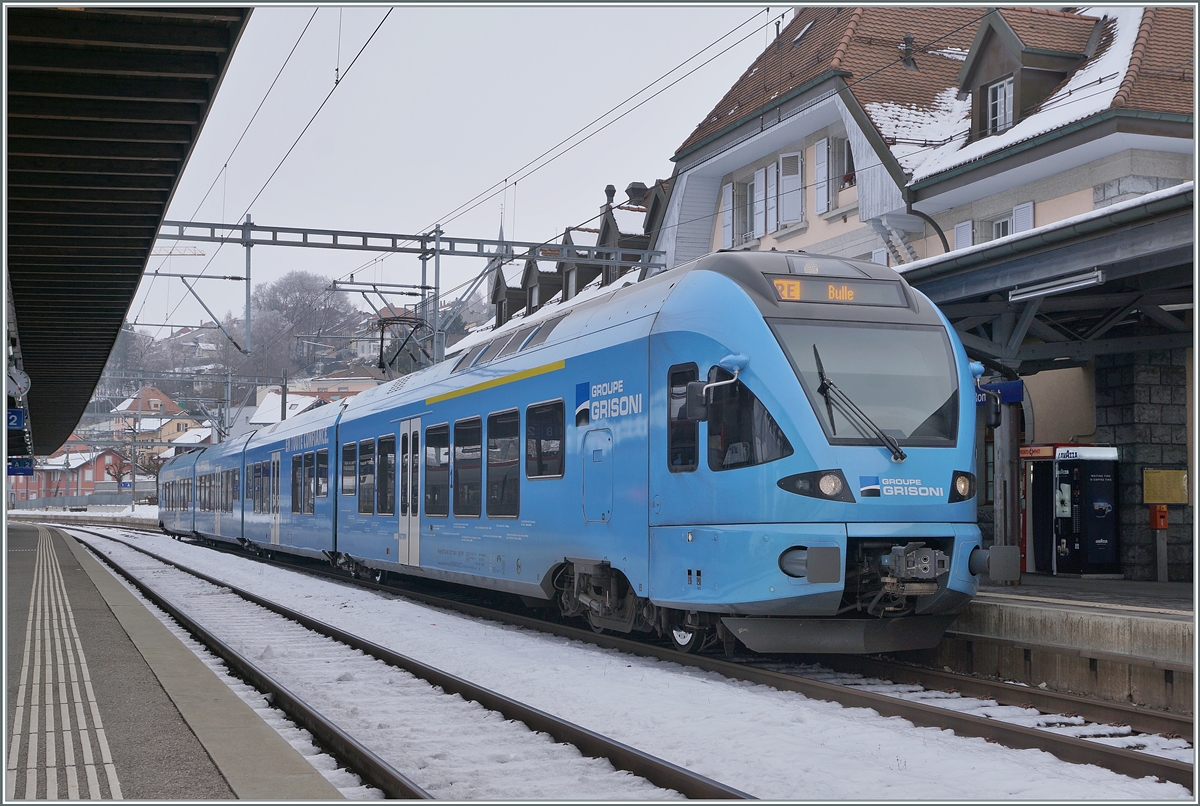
[7,457,33,476]
[975,380,1023,405]
[119,481,132,489]
[7,408,25,430]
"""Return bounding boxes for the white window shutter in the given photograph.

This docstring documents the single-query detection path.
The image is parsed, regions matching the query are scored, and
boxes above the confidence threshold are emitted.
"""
[871,248,888,266]
[753,167,767,239]
[1012,202,1033,233]
[814,138,829,215]
[766,163,778,234]
[779,152,802,222]
[721,183,733,249]
[954,220,973,250]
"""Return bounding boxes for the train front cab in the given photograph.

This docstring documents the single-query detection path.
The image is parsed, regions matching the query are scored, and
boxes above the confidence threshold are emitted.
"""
[646,250,1015,654]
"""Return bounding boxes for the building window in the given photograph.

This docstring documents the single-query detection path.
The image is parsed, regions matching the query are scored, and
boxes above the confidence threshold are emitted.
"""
[841,139,856,188]
[735,179,756,244]
[987,76,1014,135]
[992,217,1011,240]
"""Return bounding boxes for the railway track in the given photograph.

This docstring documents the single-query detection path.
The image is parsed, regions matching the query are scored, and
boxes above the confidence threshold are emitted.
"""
[68,524,1193,792]
[66,527,749,800]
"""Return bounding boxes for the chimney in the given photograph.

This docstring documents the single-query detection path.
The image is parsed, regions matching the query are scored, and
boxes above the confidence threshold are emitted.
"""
[604,184,616,206]
[624,181,649,205]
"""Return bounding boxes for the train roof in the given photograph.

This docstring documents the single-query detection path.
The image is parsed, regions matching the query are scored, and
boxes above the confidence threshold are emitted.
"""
[307,249,936,427]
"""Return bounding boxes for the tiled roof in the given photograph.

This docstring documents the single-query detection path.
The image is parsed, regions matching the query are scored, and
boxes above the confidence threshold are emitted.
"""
[678,6,1191,186]
[1115,6,1194,116]
[997,7,1099,54]
[112,385,184,415]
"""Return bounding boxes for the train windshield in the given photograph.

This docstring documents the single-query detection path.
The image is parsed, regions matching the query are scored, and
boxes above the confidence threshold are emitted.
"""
[771,320,959,447]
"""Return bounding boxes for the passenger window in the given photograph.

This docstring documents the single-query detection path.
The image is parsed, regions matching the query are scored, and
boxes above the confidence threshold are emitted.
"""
[487,410,520,517]
[315,449,328,498]
[706,368,794,471]
[400,433,410,514]
[410,429,420,515]
[526,401,564,478]
[454,418,482,517]
[291,455,303,513]
[668,364,699,473]
[342,443,357,495]
[232,469,239,505]
[425,424,450,516]
[377,436,395,516]
[303,451,315,514]
[358,439,375,515]
[253,462,262,513]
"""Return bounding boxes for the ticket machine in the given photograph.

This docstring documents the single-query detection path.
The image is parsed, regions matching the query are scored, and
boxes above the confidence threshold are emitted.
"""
[1021,445,1119,575]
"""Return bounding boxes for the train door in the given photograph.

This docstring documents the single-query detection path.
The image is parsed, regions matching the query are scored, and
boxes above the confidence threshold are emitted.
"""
[582,429,613,523]
[269,451,281,545]
[399,417,421,566]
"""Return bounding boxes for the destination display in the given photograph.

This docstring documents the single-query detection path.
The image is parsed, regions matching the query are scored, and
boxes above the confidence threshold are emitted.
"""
[769,275,906,307]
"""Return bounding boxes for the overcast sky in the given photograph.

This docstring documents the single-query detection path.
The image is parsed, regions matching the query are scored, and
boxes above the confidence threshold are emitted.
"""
[134,5,788,344]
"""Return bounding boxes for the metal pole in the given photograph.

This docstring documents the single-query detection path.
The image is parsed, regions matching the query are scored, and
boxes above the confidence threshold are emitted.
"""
[433,225,443,363]
[133,373,142,506]
[223,368,232,443]
[244,213,253,356]
[280,369,288,422]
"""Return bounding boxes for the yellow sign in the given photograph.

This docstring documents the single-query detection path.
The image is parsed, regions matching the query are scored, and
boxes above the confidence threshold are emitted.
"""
[773,277,802,301]
[1143,468,1189,504]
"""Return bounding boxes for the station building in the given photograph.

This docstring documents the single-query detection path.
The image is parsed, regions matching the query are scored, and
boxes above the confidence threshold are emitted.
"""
[651,6,1194,581]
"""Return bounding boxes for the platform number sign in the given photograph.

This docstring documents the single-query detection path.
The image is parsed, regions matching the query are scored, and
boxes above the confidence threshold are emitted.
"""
[7,408,25,430]
[7,457,33,476]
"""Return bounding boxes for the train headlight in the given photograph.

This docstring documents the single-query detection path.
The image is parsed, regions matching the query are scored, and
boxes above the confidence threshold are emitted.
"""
[949,471,976,503]
[818,473,843,497]
[777,469,855,502]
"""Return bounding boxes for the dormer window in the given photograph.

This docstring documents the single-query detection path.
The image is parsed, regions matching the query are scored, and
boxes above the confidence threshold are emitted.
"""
[987,76,1014,135]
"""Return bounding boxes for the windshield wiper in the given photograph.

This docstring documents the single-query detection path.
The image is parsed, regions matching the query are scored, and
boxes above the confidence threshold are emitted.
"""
[812,345,907,462]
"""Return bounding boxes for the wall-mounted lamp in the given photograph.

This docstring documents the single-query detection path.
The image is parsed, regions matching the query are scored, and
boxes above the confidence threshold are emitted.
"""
[1008,269,1104,303]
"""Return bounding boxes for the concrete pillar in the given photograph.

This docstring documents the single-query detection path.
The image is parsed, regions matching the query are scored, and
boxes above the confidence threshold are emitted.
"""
[993,401,1022,556]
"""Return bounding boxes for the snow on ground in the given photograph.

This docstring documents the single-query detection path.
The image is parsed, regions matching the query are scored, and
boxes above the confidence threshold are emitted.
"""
[75,528,1191,801]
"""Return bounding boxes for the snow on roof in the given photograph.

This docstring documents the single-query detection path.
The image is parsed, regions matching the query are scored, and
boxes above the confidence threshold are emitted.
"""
[39,449,108,471]
[910,7,1142,183]
[566,228,599,248]
[248,392,321,425]
[611,205,645,236]
[134,417,172,431]
[171,427,212,445]
[866,86,973,174]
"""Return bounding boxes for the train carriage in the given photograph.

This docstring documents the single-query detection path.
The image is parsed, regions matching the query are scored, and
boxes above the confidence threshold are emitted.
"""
[159,249,1017,654]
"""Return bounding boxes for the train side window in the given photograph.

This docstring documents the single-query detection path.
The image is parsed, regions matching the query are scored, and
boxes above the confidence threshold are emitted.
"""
[253,463,262,513]
[377,436,395,516]
[410,429,420,516]
[454,418,482,517]
[668,364,699,473]
[342,443,357,496]
[303,451,315,514]
[232,468,239,505]
[497,323,541,359]
[525,401,564,478]
[706,368,794,471]
[487,409,520,518]
[316,449,328,498]
[474,335,515,367]
[291,455,303,513]
[400,433,409,514]
[425,424,450,516]
[358,439,375,515]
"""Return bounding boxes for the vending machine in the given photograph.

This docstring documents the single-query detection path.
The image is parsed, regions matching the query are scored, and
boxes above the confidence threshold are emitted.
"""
[1021,445,1120,576]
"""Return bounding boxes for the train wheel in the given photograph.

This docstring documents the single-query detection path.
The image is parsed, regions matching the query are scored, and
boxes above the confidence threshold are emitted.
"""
[669,626,703,653]
[587,612,606,635]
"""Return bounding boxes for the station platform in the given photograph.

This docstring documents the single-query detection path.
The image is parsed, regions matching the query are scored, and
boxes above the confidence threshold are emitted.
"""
[4,521,342,800]
[917,572,1195,713]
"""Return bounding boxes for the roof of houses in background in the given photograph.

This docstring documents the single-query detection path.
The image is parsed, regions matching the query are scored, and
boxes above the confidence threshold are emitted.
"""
[676,6,1192,185]
[112,385,184,415]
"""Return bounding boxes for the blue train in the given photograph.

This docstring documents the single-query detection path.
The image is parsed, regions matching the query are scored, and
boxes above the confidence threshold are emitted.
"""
[159,249,1018,654]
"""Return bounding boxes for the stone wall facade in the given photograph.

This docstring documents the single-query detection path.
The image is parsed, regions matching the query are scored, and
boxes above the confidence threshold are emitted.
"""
[1093,347,1193,581]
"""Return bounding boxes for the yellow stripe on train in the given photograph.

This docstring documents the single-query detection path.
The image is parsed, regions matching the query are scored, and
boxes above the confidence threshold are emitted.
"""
[425,359,565,405]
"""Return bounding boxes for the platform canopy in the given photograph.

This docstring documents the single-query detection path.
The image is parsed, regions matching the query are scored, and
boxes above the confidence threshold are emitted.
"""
[6,7,251,457]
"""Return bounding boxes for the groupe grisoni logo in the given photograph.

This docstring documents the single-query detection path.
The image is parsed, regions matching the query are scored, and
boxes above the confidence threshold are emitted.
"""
[575,380,643,427]
[859,476,944,498]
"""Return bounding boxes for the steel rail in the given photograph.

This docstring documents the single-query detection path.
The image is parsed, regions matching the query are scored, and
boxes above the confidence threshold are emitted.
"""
[815,655,1193,741]
[72,523,1194,792]
[67,527,751,800]
[63,528,431,799]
